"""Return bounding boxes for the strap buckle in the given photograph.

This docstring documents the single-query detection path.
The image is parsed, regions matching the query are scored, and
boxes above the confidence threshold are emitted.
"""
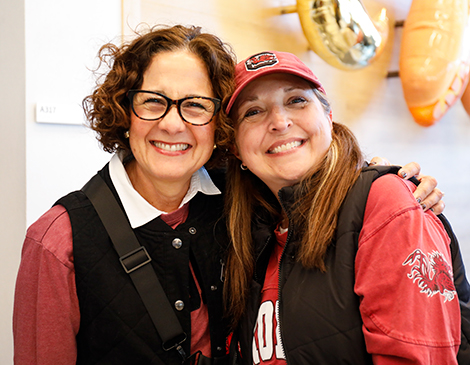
[162,333,188,362]
[119,246,152,274]
[162,332,187,351]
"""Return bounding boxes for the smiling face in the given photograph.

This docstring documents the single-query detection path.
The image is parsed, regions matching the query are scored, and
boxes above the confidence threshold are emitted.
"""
[233,73,332,194]
[127,50,216,188]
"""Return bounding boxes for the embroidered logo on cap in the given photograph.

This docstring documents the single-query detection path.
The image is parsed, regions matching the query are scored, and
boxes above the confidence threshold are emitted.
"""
[403,249,456,302]
[245,52,278,71]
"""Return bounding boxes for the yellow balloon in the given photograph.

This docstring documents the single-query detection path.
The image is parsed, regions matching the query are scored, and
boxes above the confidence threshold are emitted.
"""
[296,0,389,70]
[399,0,470,126]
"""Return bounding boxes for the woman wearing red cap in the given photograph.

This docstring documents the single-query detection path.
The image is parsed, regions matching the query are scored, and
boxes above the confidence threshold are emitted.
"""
[222,51,468,364]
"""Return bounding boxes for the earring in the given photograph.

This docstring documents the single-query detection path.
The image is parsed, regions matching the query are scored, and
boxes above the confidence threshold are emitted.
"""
[240,163,248,171]
[213,144,217,150]
[124,130,130,138]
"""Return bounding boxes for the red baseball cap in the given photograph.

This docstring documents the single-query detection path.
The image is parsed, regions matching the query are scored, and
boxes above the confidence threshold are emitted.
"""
[225,51,326,114]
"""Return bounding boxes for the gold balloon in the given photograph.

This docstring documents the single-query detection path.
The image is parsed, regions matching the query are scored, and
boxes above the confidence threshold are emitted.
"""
[295,0,389,70]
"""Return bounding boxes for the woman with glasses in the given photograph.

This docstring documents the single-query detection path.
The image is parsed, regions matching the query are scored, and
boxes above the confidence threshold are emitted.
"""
[13,25,444,365]
[13,25,235,365]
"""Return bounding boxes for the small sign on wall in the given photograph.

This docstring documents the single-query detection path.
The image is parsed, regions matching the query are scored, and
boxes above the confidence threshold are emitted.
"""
[35,102,85,125]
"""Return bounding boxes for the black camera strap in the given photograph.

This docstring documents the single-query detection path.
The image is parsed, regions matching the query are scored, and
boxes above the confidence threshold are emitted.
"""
[82,174,188,361]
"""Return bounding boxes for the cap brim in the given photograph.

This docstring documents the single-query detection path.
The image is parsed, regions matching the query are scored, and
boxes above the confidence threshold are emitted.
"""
[226,67,324,114]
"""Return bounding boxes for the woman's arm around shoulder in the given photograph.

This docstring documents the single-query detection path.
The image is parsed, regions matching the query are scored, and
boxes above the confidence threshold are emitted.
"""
[355,174,460,365]
[13,205,79,364]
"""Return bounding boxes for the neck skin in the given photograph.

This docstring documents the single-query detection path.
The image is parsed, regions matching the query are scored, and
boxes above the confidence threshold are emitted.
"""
[125,159,190,213]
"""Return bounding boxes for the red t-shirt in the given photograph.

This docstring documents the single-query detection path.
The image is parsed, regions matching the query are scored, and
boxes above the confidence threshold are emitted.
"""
[252,226,287,364]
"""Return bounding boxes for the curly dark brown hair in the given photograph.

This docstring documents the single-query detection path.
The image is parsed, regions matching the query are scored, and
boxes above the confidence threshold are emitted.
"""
[83,24,236,168]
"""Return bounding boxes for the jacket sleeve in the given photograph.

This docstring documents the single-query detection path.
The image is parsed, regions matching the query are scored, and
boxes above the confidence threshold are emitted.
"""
[13,205,80,365]
[355,174,460,365]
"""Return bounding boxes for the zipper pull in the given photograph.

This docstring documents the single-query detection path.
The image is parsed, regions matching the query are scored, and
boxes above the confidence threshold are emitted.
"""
[220,259,225,282]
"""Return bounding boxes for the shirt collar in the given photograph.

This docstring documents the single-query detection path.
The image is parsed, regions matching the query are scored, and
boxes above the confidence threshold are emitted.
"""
[109,152,221,228]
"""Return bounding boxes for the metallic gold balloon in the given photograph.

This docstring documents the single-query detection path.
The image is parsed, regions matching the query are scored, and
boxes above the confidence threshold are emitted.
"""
[295,0,389,70]
[399,0,470,126]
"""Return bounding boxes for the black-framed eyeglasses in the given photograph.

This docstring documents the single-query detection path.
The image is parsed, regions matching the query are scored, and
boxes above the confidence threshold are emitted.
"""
[127,90,221,126]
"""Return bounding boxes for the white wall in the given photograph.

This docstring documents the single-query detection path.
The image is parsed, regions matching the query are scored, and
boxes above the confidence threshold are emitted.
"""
[0,1,26,363]
[25,0,120,225]
[2,0,470,363]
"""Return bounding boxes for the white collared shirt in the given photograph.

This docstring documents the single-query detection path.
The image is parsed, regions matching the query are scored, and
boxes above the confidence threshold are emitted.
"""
[109,152,221,228]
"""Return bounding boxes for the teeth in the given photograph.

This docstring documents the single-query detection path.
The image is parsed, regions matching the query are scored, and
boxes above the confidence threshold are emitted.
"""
[269,141,302,154]
[152,142,189,152]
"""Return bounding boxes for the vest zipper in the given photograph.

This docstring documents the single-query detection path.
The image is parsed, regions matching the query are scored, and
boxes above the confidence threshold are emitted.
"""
[276,226,293,364]
[276,194,294,364]
[254,235,272,283]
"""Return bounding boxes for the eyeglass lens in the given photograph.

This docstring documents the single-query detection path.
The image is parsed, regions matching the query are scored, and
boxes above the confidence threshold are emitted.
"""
[131,91,217,125]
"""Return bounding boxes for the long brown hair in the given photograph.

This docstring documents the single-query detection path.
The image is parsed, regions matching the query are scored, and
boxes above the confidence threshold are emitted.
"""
[83,24,236,168]
[222,90,364,325]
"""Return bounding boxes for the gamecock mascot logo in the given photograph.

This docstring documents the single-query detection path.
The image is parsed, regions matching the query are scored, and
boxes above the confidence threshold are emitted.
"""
[245,52,278,71]
[402,249,456,302]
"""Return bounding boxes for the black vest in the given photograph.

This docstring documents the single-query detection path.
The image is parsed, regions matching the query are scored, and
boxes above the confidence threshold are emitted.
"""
[237,165,470,364]
[56,165,228,365]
